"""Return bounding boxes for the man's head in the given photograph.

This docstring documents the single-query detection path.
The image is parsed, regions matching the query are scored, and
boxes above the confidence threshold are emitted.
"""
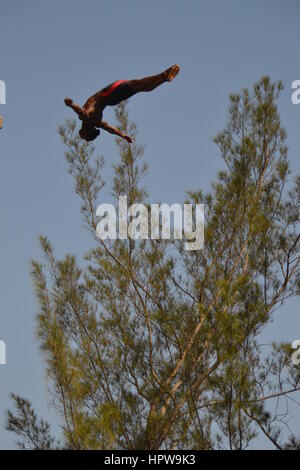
[79,123,100,142]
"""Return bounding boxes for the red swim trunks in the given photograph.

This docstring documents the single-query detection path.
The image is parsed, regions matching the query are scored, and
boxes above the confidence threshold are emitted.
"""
[99,80,137,106]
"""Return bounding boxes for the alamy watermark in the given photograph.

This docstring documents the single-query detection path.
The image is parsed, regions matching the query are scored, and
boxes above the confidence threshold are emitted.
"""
[0,80,6,104]
[291,80,300,105]
[292,340,300,366]
[0,340,6,365]
[0,79,6,129]
[0,81,7,363]
[96,196,205,251]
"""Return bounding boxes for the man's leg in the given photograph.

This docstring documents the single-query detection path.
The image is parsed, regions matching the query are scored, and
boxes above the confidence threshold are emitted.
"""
[128,64,180,93]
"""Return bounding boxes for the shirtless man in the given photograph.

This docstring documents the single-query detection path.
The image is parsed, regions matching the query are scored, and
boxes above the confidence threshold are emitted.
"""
[64,64,180,143]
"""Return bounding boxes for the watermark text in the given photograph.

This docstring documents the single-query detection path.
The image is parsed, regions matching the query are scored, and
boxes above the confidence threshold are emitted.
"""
[96,196,205,251]
[0,340,6,365]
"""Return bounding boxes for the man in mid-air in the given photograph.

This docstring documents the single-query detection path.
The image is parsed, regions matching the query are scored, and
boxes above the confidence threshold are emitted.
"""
[64,64,180,143]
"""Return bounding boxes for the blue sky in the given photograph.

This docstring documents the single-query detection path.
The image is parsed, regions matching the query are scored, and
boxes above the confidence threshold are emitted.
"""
[0,0,300,449]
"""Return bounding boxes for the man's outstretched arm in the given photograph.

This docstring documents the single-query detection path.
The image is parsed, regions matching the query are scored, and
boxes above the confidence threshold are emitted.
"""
[99,121,133,143]
[64,97,86,120]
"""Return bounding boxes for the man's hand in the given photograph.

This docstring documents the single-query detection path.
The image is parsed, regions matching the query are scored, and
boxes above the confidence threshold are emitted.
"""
[64,97,73,107]
[64,98,86,120]
[123,134,133,144]
[100,121,133,143]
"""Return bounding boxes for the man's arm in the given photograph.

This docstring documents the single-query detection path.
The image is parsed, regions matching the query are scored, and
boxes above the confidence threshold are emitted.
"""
[99,121,133,143]
[64,97,86,120]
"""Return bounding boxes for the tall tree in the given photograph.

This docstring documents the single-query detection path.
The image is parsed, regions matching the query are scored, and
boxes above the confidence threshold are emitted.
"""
[6,78,300,450]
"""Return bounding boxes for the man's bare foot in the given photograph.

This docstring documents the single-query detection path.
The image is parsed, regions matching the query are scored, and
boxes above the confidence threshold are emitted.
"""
[64,97,73,106]
[165,64,180,82]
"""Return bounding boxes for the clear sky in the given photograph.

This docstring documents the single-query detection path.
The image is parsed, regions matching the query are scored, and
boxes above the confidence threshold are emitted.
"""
[0,0,300,449]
